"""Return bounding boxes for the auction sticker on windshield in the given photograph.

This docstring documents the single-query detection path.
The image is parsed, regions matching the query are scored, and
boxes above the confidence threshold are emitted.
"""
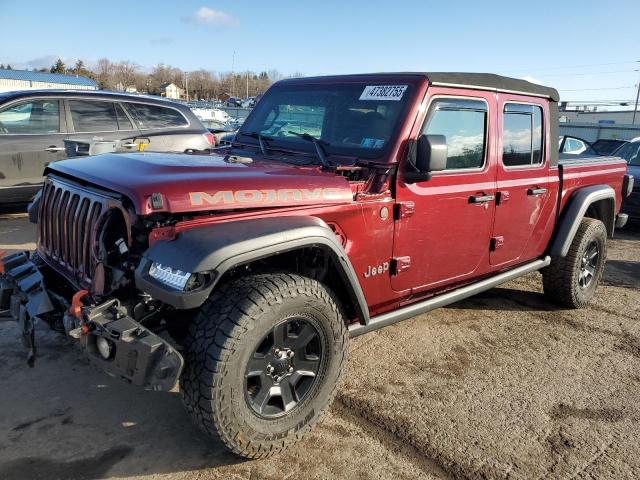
[360,85,408,101]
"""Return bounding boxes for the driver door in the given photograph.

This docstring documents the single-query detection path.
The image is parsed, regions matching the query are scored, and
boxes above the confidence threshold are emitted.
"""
[392,90,497,294]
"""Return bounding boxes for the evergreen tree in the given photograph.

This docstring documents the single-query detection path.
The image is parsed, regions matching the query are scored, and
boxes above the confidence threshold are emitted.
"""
[50,59,66,74]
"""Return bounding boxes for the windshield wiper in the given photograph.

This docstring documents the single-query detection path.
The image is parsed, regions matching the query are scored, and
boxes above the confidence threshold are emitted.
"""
[238,131,271,156]
[287,131,333,168]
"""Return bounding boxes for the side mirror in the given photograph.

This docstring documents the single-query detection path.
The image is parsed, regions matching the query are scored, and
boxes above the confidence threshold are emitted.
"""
[404,134,448,183]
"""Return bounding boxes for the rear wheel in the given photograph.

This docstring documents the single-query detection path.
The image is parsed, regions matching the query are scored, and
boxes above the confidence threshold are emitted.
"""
[542,218,607,308]
[181,273,348,458]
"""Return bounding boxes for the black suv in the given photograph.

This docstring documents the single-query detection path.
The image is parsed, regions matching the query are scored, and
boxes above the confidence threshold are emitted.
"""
[0,90,214,203]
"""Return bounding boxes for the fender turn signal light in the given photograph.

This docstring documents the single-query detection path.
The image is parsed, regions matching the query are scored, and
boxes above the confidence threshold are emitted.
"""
[0,250,6,274]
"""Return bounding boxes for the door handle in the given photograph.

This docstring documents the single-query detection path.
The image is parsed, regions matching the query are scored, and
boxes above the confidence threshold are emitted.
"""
[121,142,137,148]
[44,146,65,152]
[527,187,547,196]
[469,194,495,204]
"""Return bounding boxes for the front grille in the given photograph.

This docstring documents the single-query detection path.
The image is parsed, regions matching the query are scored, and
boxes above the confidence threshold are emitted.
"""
[37,176,116,290]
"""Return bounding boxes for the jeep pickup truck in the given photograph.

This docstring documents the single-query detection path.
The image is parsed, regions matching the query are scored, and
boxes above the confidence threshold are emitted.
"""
[0,73,634,458]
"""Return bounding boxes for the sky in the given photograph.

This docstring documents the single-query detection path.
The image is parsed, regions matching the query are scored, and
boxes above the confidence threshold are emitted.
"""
[1,0,639,106]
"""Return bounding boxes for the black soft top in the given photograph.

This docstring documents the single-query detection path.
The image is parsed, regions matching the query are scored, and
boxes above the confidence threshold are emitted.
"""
[279,72,560,102]
[424,72,559,102]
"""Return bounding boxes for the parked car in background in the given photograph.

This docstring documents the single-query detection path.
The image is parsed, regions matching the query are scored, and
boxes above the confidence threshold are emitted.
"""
[191,107,230,124]
[592,138,628,156]
[0,90,214,203]
[559,135,598,156]
[241,97,256,108]
[612,139,640,220]
[225,97,242,107]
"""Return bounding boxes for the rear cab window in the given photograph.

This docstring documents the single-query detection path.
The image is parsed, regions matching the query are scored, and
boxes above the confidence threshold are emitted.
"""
[126,103,188,129]
[502,103,544,167]
[0,99,61,134]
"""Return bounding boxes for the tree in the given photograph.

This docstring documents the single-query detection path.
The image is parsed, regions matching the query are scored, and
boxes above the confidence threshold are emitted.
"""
[70,59,95,80]
[5,64,12,70]
[50,58,65,74]
[0,64,4,69]
[95,58,114,89]
[113,60,139,91]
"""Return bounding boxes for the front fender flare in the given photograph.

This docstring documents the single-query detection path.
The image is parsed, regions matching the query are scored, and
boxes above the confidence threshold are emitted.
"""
[549,185,615,257]
[135,216,369,322]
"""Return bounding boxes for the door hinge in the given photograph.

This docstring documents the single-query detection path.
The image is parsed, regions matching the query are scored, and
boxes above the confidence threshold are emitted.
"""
[490,236,504,251]
[394,202,416,220]
[391,256,411,275]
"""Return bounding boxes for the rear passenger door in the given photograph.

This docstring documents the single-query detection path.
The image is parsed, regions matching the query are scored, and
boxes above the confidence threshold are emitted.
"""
[65,99,142,151]
[490,96,554,267]
[0,98,66,193]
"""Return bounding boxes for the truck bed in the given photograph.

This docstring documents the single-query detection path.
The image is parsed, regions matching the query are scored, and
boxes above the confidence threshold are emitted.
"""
[557,155,628,216]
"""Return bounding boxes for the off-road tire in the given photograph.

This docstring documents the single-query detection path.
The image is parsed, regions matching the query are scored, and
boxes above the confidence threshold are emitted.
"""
[542,217,607,308]
[180,273,348,458]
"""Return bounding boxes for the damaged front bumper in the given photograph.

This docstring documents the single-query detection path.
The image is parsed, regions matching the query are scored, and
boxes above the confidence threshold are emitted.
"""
[0,251,183,391]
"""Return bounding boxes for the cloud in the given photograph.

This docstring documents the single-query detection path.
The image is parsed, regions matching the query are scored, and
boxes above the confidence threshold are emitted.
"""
[521,75,542,85]
[181,6,239,27]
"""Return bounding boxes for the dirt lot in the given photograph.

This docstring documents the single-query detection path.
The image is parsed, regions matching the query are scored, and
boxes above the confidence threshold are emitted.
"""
[1,209,639,480]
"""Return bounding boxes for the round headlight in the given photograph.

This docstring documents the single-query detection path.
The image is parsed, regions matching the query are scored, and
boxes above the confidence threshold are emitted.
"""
[96,337,114,360]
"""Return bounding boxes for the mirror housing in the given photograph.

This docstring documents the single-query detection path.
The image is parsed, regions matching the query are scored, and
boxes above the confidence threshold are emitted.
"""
[404,134,448,183]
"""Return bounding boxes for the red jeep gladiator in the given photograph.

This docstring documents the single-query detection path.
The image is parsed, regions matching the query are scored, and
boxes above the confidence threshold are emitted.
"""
[0,73,634,458]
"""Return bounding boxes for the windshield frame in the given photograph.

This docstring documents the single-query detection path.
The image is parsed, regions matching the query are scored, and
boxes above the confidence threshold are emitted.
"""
[235,81,416,163]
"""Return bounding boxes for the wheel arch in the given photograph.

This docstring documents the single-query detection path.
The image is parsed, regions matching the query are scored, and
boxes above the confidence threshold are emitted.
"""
[135,216,370,324]
[548,185,616,257]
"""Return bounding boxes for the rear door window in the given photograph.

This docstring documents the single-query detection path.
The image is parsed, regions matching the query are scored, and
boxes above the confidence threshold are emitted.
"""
[69,100,119,132]
[0,99,61,134]
[502,103,543,167]
[126,103,188,129]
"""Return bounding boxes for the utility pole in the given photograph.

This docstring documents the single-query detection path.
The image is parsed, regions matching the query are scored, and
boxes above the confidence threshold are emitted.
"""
[231,51,236,98]
[633,69,640,125]
[184,71,189,102]
[246,71,249,99]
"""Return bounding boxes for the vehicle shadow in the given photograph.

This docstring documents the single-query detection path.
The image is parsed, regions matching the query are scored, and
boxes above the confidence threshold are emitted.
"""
[447,258,638,312]
[602,259,640,289]
[0,203,28,216]
[0,323,245,479]
[447,287,558,312]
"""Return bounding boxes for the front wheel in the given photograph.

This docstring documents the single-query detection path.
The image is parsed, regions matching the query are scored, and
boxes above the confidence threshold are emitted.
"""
[181,273,348,458]
[542,217,607,308]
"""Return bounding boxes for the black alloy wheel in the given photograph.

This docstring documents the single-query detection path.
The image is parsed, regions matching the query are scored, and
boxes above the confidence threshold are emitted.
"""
[245,317,324,418]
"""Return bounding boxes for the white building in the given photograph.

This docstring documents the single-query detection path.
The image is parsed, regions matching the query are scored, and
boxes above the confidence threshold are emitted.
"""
[160,82,184,100]
[0,68,98,93]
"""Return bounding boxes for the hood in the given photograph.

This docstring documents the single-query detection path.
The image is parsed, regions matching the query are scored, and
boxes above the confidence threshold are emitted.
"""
[48,152,354,215]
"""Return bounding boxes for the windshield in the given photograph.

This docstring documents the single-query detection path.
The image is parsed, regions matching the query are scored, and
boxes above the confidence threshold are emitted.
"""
[237,83,413,160]
[615,142,640,166]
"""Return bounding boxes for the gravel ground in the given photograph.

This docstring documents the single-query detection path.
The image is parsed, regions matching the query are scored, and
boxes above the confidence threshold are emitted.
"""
[1,210,639,480]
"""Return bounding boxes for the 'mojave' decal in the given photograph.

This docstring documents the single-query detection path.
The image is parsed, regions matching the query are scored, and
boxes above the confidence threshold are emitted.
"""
[189,188,350,206]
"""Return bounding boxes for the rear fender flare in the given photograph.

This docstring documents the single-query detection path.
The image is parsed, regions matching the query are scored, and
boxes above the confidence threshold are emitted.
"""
[135,216,370,323]
[549,185,616,257]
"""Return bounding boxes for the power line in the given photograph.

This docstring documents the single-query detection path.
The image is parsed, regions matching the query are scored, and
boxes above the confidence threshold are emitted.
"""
[534,69,638,78]
[510,60,639,74]
[557,86,635,91]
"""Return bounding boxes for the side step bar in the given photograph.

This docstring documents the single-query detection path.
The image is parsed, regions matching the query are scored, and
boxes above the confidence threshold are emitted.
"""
[349,256,551,337]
